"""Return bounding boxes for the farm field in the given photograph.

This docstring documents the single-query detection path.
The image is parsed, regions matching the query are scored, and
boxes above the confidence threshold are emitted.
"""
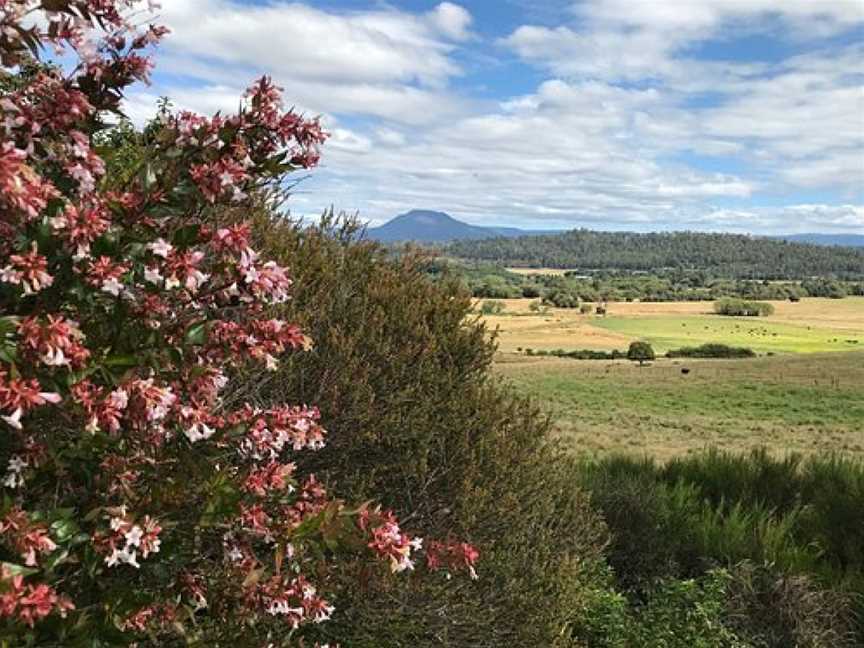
[480,297,864,354]
[495,352,864,461]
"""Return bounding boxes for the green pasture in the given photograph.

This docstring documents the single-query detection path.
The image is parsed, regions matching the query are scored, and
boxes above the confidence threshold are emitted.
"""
[495,352,864,460]
[591,315,864,354]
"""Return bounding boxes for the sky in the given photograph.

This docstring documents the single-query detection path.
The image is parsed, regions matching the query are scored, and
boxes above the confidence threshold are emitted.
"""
[127,0,864,234]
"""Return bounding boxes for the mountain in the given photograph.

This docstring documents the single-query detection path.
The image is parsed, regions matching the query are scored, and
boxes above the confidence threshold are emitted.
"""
[366,210,559,242]
[775,234,864,248]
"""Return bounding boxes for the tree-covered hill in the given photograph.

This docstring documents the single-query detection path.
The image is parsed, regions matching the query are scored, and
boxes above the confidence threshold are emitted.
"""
[445,229,864,279]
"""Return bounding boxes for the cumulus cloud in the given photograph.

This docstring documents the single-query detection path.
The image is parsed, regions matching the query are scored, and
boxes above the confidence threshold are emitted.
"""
[126,0,863,234]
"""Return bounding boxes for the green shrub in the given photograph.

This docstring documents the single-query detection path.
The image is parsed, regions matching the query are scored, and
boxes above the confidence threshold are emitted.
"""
[714,298,775,316]
[250,213,611,646]
[667,343,757,358]
[543,288,580,308]
[570,568,751,648]
[627,570,749,648]
[480,299,505,314]
[522,284,542,298]
[575,450,864,644]
[522,348,626,360]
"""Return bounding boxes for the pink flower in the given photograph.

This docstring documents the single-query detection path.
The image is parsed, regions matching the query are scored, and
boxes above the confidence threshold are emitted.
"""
[0,244,53,295]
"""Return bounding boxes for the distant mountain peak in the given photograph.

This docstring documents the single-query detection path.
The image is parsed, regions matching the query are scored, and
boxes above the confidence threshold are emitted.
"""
[366,209,559,243]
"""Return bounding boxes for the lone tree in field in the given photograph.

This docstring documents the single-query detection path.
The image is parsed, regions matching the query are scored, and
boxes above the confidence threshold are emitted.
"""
[627,341,655,366]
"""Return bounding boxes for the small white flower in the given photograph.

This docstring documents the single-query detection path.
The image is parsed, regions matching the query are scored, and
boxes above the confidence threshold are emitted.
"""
[41,346,67,367]
[2,408,23,430]
[101,277,124,296]
[124,525,144,547]
[119,546,140,568]
[149,238,173,258]
[144,266,163,285]
[185,422,215,443]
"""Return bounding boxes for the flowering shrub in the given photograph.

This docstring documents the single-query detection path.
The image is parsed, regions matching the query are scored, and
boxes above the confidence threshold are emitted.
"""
[0,2,476,643]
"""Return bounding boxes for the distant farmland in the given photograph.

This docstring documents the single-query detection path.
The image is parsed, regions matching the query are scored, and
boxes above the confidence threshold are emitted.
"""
[478,297,864,354]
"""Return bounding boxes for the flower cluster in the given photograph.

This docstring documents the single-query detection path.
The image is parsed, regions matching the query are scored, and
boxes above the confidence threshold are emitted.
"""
[0,567,73,628]
[360,508,424,573]
[0,508,57,567]
[91,509,162,569]
[0,1,477,642]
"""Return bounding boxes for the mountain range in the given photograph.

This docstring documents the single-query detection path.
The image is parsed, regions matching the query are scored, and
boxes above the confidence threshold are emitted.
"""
[366,210,864,248]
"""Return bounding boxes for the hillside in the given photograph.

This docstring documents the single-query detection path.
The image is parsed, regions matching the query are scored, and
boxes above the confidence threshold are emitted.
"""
[446,229,864,279]
[776,233,864,247]
[366,209,558,242]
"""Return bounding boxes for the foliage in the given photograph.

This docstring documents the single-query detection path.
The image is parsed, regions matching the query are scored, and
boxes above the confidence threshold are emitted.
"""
[627,341,655,365]
[444,229,864,280]
[568,568,752,648]
[479,299,504,315]
[714,299,775,317]
[574,450,864,644]
[0,4,475,644]
[542,288,580,308]
[666,343,756,358]
[236,214,612,646]
[525,348,626,360]
[427,259,845,303]
[802,278,849,299]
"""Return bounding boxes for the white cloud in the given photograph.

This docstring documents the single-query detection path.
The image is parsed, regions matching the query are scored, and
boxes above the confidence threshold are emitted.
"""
[149,0,475,124]
[124,1,863,234]
[428,2,474,41]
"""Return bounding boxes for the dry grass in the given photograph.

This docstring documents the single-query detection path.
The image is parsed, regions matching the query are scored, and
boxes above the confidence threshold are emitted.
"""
[479,297,864,354]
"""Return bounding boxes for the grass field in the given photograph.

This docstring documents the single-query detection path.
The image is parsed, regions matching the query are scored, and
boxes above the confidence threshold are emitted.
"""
[480,297,864,354]
[495,352,864,461]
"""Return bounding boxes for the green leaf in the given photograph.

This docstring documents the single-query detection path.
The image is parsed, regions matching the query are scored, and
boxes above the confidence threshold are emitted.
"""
[184,322,207,346]
[103,355,138,369]
[1,562,38,578]
[43,549,70,571]
[50,518,80,542]
[0,316,20,337]
[173,224,201,247]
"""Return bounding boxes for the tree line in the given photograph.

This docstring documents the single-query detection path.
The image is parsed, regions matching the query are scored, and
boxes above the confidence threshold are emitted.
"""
[429,261,863,304]
[444,229,864,280]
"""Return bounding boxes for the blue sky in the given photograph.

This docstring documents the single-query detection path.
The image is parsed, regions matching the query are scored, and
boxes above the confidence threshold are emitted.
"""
[127,0,864,234]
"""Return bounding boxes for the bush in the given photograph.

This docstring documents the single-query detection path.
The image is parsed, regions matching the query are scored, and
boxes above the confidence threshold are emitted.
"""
[666,343,757,358]
[726,562,858,647]
[574,451,864,644]
[0,6,476,643]
[714,298,775,316]
[521,284,541,298]
[542,289,580,308]
[251,214,612,646]
[480,299,505,314]
[523,348,626,360]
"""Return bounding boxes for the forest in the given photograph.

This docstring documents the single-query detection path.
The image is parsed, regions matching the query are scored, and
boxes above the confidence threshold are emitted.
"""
[444,229,864,279]
[428,260,863,304]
